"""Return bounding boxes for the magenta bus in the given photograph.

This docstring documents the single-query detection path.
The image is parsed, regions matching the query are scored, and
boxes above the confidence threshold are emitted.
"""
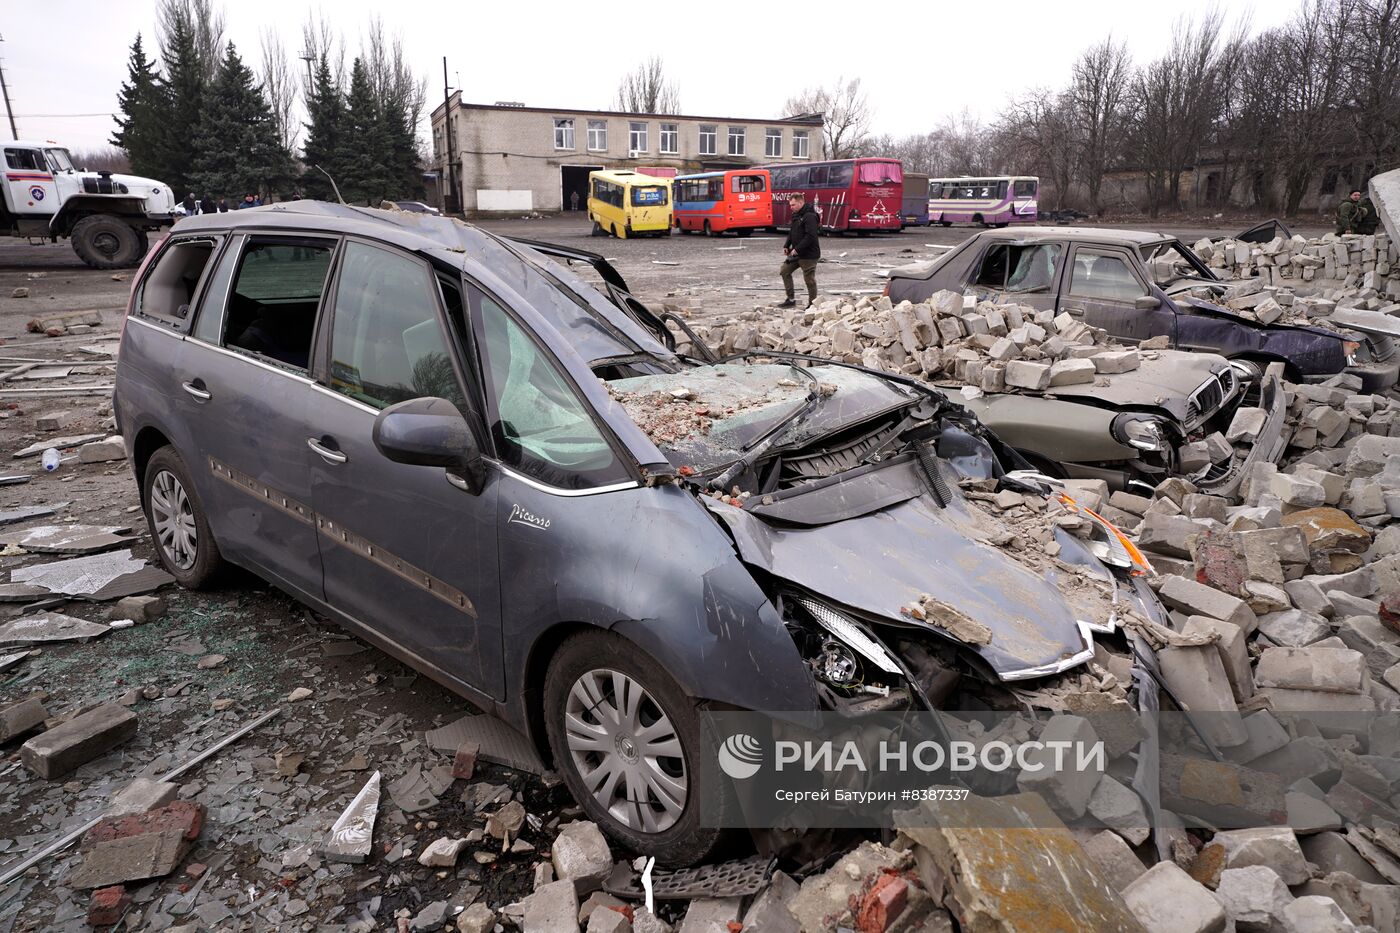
[763,158,904,233]
[927,176,1039,226]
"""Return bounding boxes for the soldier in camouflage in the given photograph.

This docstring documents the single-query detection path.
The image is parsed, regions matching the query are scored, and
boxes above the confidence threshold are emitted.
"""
[1336,189,1376,235]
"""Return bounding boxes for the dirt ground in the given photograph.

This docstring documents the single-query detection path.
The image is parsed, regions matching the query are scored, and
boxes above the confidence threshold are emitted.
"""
[0,213,1329,931]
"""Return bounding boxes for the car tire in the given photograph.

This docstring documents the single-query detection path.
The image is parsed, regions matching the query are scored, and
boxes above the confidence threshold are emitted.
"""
[544,630,731,867]
[142,446,225,589]
[71,215,147,269]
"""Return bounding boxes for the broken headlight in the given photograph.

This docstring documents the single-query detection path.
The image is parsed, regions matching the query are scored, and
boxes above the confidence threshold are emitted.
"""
[1058,493,1155,576]
[1343,339,1362,365]
[787,596,910,708]
[1110,412,1172,452]
[1227,358,1261,384]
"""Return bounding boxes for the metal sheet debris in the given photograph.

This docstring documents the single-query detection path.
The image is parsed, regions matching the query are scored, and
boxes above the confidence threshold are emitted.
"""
[0,524,134,555]
[11,548,147,596]
[0,504,67,526]
[0,611,109,644]
[424,714,545,775]
[604,856,776,900]
[12,435,103,458]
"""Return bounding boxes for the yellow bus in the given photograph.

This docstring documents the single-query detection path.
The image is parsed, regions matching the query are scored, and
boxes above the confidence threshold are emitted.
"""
[587,170,672,238]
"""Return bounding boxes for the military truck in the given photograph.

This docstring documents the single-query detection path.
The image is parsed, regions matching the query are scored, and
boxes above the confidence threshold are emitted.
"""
[2,139,176,268]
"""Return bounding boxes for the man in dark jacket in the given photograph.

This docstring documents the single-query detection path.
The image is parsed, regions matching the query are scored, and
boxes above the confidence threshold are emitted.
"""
[779,193,821,307]
[199,194,217,216]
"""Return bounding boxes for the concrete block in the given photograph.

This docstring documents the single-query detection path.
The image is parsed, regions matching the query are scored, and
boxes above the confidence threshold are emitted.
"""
[1257,609,1332,647]
[20,704,137,779]
[1005,360,1051,391]
[1182,615,1254,702]
[1122,862,1227,933]
[552,821,612,889]
[1078,830,1146,893]
[1015,715,1104,818]
[77,436,126,464]
[1158,644,1249,747]
[1269,472,1326,508]
[0,695,48,743]
[1092,349,1140,374]
[1256,647,1369,694]
[1227,407,1270,443]
[1048,358,1096,386]
[1214,866,1293,931]
[1205,827,1310,885]
[1138,514,1211,559]
[105,778,178,817]
[1158,576,1258,633]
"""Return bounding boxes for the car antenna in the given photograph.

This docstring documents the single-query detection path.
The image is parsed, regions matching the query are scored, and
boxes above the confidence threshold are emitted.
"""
[312,164,346,205]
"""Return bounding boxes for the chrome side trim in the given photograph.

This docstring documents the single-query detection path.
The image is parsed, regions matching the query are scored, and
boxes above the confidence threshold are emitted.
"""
[497,466,638,498]
[209,455,477,618]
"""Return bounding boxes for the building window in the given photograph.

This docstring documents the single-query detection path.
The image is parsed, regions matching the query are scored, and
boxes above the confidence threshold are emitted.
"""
[765,128,782,158]
[728,126,746,156]
[660,123,678,154]
[629,121,648,154]
[587,120,607,151]
[699,125,716,156]
[553,118,574,150]
[793,130,810,159]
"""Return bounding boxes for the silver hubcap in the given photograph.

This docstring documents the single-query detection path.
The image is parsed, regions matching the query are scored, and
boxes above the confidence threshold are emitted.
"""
[150,469,197,570]
[565,669,687,833]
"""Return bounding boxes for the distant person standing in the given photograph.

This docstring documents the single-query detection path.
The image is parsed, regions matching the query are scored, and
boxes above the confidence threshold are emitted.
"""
[181,192,197,217]
[570,189,580,212]
[199,194,217,216]
[778,193,820,308]
[217,197,229,213]
[237,194,257,209]
[1336,189,1367,235]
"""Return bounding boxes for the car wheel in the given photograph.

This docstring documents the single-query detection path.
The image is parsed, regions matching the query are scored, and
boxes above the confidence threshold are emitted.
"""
[142,446,225,588]
[544,630,729,866]
[71,215,147,269]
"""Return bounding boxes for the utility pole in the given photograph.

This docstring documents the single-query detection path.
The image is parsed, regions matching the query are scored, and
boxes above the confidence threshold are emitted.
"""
[0,35,18,139]
[297,48,315,96]
[442,57,458,215]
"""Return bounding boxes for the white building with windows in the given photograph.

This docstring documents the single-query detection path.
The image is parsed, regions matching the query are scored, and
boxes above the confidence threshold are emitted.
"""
[428,93,823,214]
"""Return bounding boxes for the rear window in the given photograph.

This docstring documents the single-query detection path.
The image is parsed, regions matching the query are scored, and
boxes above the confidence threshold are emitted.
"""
[631,186,667,206]
[858,161,902,185]
[133,236,223,333]
[732,174,766,193]
[973,243,1062,294]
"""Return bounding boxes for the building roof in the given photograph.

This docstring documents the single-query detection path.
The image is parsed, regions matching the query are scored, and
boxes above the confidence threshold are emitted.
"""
[431,92,823,127]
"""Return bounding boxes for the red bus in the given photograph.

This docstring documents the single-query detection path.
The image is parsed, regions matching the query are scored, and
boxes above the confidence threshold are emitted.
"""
[672,169,773,236]
[763,158,904,233]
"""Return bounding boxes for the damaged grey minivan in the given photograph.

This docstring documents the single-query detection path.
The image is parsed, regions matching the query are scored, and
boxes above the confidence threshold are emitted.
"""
[115,203,1172,865]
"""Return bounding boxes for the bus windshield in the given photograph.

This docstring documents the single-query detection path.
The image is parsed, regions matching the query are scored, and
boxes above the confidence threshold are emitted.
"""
[858,162,902,185]
[631,186,668,206]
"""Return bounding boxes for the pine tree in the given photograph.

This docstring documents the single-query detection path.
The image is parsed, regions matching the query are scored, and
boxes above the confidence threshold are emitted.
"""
[340,58,391,204]
[190,44,288,201]
[300,54,347,200]
[111,34,168,178]
[155,9,208,193]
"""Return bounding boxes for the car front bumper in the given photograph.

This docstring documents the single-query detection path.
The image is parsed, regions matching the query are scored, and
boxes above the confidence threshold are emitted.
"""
[1197,364,1288,496]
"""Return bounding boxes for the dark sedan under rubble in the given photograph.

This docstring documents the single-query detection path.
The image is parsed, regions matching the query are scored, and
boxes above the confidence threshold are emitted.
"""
[885,227,1399,391]
[114,203,1171,866]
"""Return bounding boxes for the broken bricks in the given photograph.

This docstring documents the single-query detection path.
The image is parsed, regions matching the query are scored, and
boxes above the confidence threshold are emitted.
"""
[20,703,136,779]
[68,800,205,889]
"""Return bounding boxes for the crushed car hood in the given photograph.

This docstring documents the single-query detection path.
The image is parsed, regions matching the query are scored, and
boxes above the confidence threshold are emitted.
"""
[608,363,914,472]
[704,474,1107,680]
[1040,350,1224,421]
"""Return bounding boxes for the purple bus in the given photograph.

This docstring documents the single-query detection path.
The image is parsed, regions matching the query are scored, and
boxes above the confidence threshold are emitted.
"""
[928,176,1038,227]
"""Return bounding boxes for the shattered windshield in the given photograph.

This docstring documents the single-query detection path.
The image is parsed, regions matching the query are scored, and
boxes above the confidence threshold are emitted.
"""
[607,363,914,474]
[1142,240,1213,287]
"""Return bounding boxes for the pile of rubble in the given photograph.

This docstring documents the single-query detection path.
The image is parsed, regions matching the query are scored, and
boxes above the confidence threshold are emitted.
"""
[688,289,1149,393]
[1188,231,1400,329]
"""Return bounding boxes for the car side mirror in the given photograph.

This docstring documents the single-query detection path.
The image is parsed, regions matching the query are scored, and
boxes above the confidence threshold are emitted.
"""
[1135,295,1162,311]
[372,397,485,494]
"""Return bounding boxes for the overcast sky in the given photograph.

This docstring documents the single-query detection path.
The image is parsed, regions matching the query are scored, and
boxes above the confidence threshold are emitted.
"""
[3,0,1300,155]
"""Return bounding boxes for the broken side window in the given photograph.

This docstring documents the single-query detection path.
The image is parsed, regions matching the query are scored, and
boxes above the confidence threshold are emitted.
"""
[972,244,1061,294]
[132,236,224,334]
[221,238,335,372]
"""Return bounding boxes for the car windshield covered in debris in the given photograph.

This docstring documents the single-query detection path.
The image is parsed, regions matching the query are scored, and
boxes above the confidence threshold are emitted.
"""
[885,227,1400,392]
[114,202,1172,866]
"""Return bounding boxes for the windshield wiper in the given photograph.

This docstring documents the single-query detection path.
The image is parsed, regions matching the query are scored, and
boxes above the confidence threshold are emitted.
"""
[709,365,824,492]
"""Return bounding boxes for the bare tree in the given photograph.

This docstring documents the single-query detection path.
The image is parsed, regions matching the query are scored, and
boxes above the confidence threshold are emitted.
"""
[784,77,872,159]
[932,110,994,176]
[614,57,681,114]
[363,18,429,134]
[995,90,1077,209]
[300,13,345,98]
[157,0,225,79]
[69,147,131,173]
[1068,37,1131,214]
[1339,0,1400,180]
[260,30,298,153]
[1127,11,1230,215]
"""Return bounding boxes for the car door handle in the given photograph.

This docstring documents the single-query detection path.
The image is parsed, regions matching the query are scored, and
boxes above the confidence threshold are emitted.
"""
[181,380,212,401]
[307,437,348,465]
[1061,306,1085,316]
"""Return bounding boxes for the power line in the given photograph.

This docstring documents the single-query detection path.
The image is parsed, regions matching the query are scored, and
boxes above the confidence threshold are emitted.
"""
[13,113,116,118]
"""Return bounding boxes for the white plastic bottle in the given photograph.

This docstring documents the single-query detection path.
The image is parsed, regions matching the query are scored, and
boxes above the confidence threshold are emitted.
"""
[40,448,60,472]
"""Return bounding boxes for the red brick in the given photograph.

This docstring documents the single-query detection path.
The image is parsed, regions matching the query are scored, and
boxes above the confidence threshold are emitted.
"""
[1380,593,1400,635]
[856,874,908,933]
[84,800,205,849]
[87,884,130,927]
[185,862,208,880]
[452,741,480,780]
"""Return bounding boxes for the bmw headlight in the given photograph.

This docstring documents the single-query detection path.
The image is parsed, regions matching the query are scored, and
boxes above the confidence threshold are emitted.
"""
[1228,358,1261,383]
[1111,413,1173,452]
